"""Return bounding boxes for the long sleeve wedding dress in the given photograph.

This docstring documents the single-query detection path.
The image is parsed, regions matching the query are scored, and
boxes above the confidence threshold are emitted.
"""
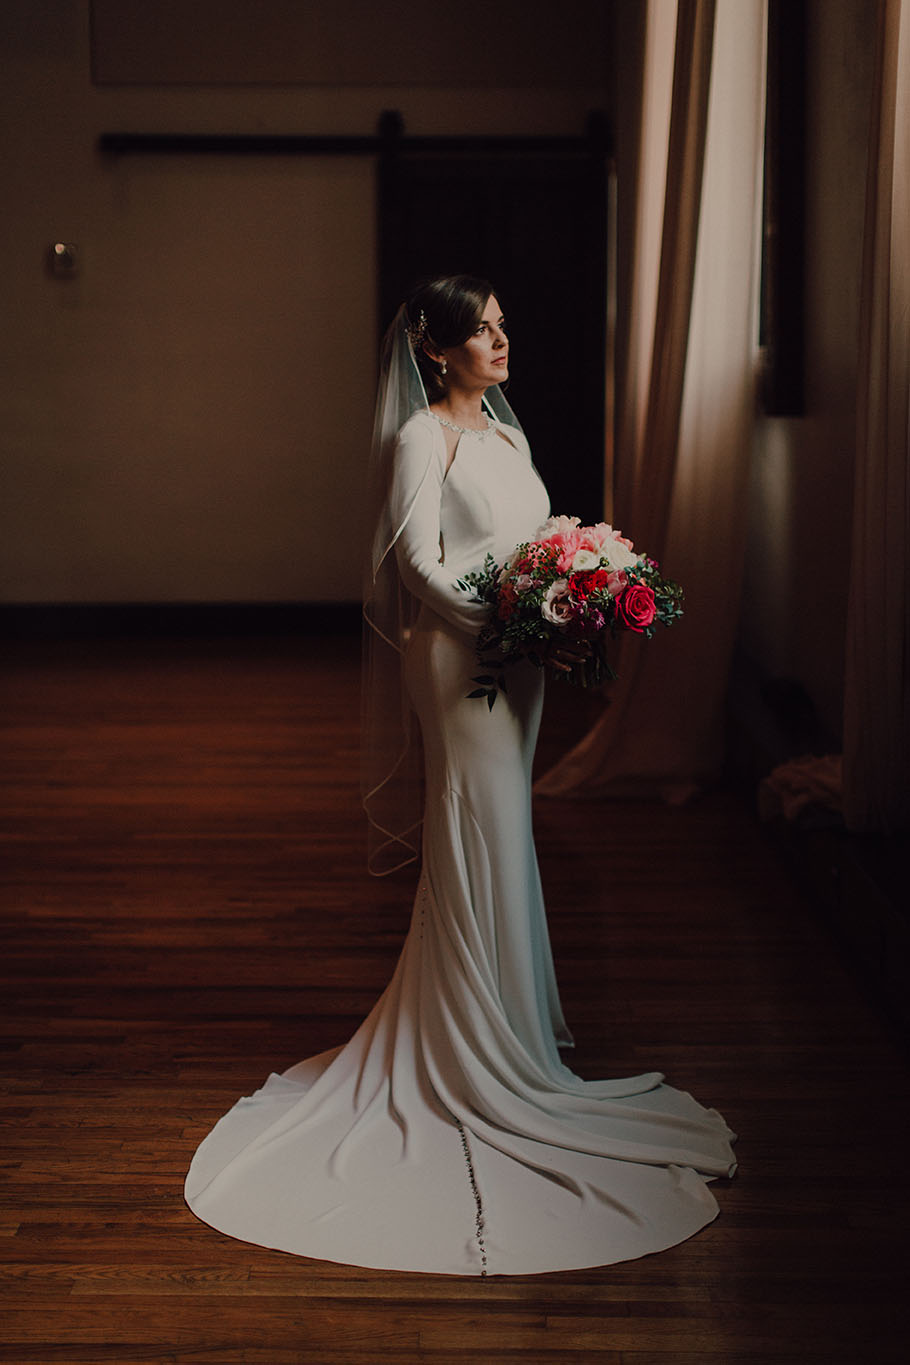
[185,411,736,1275]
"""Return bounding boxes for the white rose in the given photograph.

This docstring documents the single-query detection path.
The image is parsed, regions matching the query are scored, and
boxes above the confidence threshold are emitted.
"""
[601,538,640,571]
[570,548,602,573]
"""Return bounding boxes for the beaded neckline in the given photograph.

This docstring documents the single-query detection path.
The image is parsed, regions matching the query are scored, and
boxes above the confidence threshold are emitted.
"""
[428,411,497,441]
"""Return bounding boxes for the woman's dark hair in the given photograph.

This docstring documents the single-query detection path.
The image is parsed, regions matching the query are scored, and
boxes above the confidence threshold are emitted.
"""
[405,274,497,401]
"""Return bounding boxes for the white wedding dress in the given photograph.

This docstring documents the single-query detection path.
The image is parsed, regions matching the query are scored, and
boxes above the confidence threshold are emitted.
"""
[185,412,736,1275]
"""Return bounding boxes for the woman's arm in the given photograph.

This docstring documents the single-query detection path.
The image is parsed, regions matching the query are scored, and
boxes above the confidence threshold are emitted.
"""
[389,419,489,634]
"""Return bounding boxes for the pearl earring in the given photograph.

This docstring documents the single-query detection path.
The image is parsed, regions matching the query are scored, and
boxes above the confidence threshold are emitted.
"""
[440,358,448,376]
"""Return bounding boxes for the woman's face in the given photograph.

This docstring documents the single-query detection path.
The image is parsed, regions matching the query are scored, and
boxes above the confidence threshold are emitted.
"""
[440,295,508,391]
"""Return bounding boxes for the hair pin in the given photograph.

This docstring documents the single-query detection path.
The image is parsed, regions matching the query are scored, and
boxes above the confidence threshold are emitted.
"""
[406,309,429,349]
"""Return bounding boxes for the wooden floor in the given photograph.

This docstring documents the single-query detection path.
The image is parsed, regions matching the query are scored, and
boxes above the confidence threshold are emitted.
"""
[1,634,908,1365]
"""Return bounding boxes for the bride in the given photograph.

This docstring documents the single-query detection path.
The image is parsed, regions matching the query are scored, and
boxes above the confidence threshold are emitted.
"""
[185,274,736,1276]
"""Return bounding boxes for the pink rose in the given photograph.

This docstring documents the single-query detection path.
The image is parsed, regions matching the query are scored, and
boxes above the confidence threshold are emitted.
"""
[615,583,656,632]
[541,578,573,626]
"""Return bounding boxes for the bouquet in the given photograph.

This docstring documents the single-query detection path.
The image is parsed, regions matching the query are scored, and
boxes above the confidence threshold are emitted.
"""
[456,514,683,708]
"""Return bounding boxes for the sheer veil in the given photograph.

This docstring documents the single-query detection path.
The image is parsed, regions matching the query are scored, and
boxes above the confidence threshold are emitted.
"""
[361,303,523,874]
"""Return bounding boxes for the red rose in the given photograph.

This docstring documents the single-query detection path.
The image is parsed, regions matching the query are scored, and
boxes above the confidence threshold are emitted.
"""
[615,583,656,632]
[497,583,518,620]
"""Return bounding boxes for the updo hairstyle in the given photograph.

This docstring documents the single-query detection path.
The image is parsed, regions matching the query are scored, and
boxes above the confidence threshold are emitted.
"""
[405,274,497,402]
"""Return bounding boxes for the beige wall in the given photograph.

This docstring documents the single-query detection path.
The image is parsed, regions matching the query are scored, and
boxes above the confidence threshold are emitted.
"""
[739,0,876,747]
[0,1,610,603]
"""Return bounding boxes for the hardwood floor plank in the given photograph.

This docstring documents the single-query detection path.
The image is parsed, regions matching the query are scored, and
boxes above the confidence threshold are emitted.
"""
[0,1298,420,1349]
[1,636,908,1363]
[0,1354,623,1365]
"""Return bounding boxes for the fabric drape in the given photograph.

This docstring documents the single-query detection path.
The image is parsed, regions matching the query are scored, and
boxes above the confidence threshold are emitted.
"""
[537,0,766,799]
[843,0,910,833]
[622,0,715,558]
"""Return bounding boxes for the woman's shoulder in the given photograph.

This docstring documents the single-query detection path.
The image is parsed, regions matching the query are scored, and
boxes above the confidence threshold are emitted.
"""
[492,418,531,457]
[395,410,443,458]
[400,409,436,432]
[396,409,439,444]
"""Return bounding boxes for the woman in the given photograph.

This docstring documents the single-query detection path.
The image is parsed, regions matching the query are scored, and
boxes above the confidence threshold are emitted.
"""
[185,275,736,1275]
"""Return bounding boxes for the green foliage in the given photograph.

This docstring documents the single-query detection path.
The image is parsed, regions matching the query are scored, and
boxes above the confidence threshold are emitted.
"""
[632,561,685,634]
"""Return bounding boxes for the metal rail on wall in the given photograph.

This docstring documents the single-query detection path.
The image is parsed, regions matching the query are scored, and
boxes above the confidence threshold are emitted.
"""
[97,111,613,160]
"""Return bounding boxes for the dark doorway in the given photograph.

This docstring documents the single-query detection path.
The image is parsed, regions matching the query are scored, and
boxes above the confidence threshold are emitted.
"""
[379,120,611,521]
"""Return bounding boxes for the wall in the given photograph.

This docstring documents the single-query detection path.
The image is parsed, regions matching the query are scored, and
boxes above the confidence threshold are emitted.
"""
[0,1,611,604]
[738,0,876,752]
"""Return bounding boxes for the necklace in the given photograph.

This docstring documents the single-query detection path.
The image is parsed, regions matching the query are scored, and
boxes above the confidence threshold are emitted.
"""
[429,411,497,441]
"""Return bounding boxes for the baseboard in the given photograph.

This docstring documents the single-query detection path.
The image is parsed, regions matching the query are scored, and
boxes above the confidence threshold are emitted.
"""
[0,601,362,639]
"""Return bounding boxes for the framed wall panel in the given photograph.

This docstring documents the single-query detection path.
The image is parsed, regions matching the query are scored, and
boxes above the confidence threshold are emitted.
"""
[90,0,611,86]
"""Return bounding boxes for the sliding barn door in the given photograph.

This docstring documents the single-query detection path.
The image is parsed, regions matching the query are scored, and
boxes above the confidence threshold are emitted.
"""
[380,139,610,520]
